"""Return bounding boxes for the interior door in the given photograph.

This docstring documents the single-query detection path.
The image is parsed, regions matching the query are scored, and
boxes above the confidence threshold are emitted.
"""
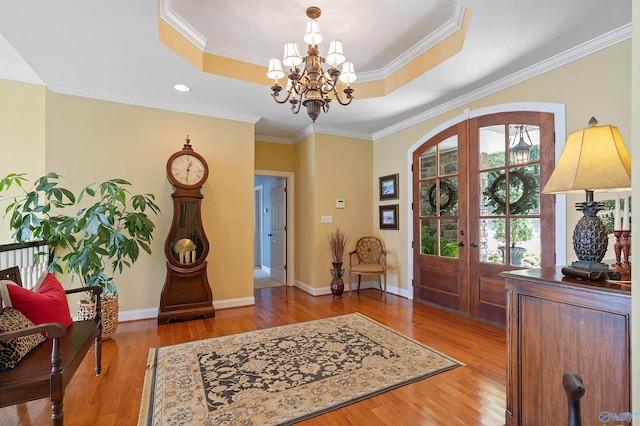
[254,186,262,267]
[413,112,556,326]
[468,112,556,324]
[413,122,469,312]
[269,178,286,283]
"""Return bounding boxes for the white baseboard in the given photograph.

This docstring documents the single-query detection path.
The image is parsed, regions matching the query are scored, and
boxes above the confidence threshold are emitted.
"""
[118,296,256,322]
[214,296,256,310]
[293,279,406,297]
[293,280,331,296]
[119,308,158,322]
[116,282,410,322]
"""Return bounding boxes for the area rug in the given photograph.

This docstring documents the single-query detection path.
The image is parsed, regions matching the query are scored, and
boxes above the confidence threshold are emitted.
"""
[138,312,463,425]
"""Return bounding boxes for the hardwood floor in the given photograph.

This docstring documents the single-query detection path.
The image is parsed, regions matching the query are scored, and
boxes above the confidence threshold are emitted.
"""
[0,287,506,426]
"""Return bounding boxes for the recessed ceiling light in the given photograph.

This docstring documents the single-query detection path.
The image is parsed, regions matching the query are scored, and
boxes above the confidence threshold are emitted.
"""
[173,83,191,92]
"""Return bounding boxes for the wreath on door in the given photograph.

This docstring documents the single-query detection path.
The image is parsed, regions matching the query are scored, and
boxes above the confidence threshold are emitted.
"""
[484,169,538,215]
[428,180,457,212]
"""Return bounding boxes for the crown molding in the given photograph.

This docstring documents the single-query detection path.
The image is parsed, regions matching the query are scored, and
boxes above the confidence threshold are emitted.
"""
[0,34,44,85]
[372,23,632,140]
[288,123,372,144]
[255,134,295,145]
[309,124,372,141]
[159,0,207,50]
[160,0,465,81]
[44,82,261,124]
[358,3,466,82]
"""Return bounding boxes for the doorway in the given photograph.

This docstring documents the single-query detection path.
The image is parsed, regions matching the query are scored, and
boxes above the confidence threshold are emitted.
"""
[254,170,295,289]
[412,111,557,326]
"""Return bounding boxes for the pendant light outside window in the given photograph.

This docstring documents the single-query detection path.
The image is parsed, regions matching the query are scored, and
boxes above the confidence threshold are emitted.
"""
[510,125,533,165]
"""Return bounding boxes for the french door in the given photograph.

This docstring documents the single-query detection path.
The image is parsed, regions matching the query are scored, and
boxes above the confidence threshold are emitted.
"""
[413,111,556,325]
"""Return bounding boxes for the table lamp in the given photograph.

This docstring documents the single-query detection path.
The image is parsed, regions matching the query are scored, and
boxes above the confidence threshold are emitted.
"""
[542,117,631,273]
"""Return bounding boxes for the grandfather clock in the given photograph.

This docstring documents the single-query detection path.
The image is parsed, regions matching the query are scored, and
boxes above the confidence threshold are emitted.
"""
[158,136,215,324]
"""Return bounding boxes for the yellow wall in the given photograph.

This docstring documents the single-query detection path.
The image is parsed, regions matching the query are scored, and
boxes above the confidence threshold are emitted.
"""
[0,39,632,330]
[254,140,294,172]
[0,80,46,243]
[0,87,256,311]
[373,40,632,293]
[312,134,373,289]
[293,134,315,286]
[291,133,373,290]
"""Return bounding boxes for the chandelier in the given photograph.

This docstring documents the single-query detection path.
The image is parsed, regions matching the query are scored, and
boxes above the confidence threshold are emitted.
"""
[266,6,356,122]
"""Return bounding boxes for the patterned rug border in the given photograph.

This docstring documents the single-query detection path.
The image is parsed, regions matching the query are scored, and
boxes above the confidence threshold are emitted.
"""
[138,312,465,425]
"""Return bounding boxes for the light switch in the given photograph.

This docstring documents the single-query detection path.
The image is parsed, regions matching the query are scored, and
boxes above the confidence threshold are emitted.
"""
[335,199,345,209]
[321,215,333,223]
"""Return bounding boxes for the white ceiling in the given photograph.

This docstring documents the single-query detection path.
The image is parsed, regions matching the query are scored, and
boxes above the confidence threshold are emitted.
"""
[0,0,632,143]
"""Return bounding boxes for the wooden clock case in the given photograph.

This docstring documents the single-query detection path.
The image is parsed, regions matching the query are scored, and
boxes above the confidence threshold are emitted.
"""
[158,139,215,324]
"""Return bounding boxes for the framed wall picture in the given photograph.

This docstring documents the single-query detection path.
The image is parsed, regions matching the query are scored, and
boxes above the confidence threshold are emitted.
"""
[379,204,399,230]
[379,173,399,200]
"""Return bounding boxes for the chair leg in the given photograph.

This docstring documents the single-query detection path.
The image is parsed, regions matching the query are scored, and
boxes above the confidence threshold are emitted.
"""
[357,275,361,292]
[377,275,382,292]
[50,376,63,425]
[50,338,63,426]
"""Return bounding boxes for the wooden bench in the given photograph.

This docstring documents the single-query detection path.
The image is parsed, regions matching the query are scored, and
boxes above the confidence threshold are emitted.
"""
[0,266,102,425]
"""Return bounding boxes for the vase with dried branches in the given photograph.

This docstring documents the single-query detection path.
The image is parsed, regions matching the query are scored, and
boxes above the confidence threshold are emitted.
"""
[328,228,349,298]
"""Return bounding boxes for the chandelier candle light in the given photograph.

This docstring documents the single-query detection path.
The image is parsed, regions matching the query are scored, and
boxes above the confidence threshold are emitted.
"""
[267,6,356,122]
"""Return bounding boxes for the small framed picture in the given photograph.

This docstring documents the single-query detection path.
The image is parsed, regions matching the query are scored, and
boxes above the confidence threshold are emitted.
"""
[379,173,399,200]
[379,204,399,230]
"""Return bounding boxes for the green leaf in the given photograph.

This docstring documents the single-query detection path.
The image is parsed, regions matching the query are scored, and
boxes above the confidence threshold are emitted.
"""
[1,173,158,293]
[97,212,110,227]
[60,188,75,203]
[18,220,32,242]
[138,240,152,255]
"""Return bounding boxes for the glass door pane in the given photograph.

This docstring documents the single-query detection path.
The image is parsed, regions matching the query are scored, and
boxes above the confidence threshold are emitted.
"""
[418,135,459,258]
[478,124,541,267]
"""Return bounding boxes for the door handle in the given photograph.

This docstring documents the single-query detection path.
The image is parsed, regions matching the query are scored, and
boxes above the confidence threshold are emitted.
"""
[470,242,479,247]
[458,241,465,247]
[267,233,272,237]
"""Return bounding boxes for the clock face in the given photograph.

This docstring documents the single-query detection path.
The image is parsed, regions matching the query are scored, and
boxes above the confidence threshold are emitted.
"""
[170,154,207,186]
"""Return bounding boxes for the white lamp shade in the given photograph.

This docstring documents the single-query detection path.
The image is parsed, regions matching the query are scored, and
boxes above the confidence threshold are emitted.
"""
[326,40,345,67]
[339,61,357,84]
[282,42,303,67]
[542,124,632,194]
[303,19,322,45]
[267,58,285,80]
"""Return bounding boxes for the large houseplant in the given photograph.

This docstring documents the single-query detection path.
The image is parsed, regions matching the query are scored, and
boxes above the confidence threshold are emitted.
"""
[0,172,160,338]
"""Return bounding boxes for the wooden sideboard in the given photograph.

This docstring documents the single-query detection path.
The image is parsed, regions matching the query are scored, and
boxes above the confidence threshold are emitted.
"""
[501,266,631,426]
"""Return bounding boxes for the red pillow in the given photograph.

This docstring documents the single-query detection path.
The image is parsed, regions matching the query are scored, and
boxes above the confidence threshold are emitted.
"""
[0,273,72,327]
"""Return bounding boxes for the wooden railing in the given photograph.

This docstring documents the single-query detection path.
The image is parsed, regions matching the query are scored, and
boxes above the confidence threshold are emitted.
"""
[0,240,50,289]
